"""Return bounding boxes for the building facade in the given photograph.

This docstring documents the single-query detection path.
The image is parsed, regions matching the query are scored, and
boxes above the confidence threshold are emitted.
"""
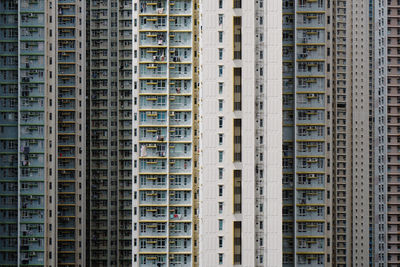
[0,0,86,266]
[86,0,133,265]
[199,0,282,266]
[283,0,375,266]
[132,0,200,266]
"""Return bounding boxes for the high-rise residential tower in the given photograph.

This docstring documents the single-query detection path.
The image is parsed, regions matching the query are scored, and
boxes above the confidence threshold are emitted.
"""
[132,0,199,266]
[283,0,374,266]
[199,0,282,266]
[0,0,86,266]
[86,0,133,265]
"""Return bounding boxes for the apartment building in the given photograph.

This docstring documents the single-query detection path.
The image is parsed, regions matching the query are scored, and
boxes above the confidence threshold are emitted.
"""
[0,0,86,266]
[283,0,373,266]
[86,0,133,265]
[132,0,200,266]
[199,0,282,266]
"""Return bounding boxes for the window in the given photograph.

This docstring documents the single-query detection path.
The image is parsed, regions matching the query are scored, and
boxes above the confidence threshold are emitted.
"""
[218,185,223,196]
[218,99,224,111]
[218,168,224,179]
[233,17,242,59]
[234,170,242,213]
[233,119,242,161]
[218,253,224,264]
[234,0,242,8]
[218,14,224,25]
[219,236,223,248]
[233,68,242,110]
[219,116,223,128]
[218,65,223,77]
[219,134,224,145]
[219,0,223,8]
[218,202,224,214]
[233,221,242,264]
[219,48,224,60]
[218,219,224,230]
[218,31,223,43]
[218,82,224,94]
[218,151,224,162]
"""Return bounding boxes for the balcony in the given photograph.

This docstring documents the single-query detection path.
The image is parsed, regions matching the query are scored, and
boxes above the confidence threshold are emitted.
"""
[297,77,324,92]
[140,175,167,189]
[139,206,167,220]
[169,64,192,78]
[169,159,191,173]
[170,80,192,94]
[169,111,191,126]
[20,27,45,40]
[58,206,75,217]
[296,13,324,28]
[297,190,324,206]
[139,0,167,15]
[139,111,167,126]
[170,0,192,15]
[140,64,167,78]
[20,70,44,83]
[58,124,76,134]
[20,237,45,251]
[169,32,192,47]
[169,190,191,205]
[58,194,76,205]
[169,206,191,221]
[19,111,43,125]
[297,238,324,252]
[20,0,45,11]
[170,48,192,63]
[169,143,191,158]
[58,76,76,87]
[297,109,324,124]
[58,159,76,169]
[58,5,76,16]
[20,13,44,27]
[297,222,324,237]
[169,16,191,31]
[139,127,167,142]
[169,222,191,236]
[169,95,191,110]
[139,238,167,253]
[139,32,167,46]
[140,143,167,158]
[169,238,191,253]
[58,135,75,146]
[297,0,324,11]
[20,125,44,138]
[58,64,76,75]
[297,205,324,220]
[140,190,167,205]
[140,47,167,62]
[58,99,75,110]
[140,80,167,94]
[169,175,191,189]
[21,224,44,237]
[20,154,44,167]
[139,159,167,173]
[20,167,44,181]
[139,255,167,267]
[58,52,75,63]
[297,45,324,60]
[20,251,45,266]
[169,127,191,142]
[139,16,167,31]
[297,157,324,172]
[296,63,324,76]
[139,222,167,237]
[58,28,75,39]
[20,210,44,223]
[140,95,167,109]
[297,30,325,44]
